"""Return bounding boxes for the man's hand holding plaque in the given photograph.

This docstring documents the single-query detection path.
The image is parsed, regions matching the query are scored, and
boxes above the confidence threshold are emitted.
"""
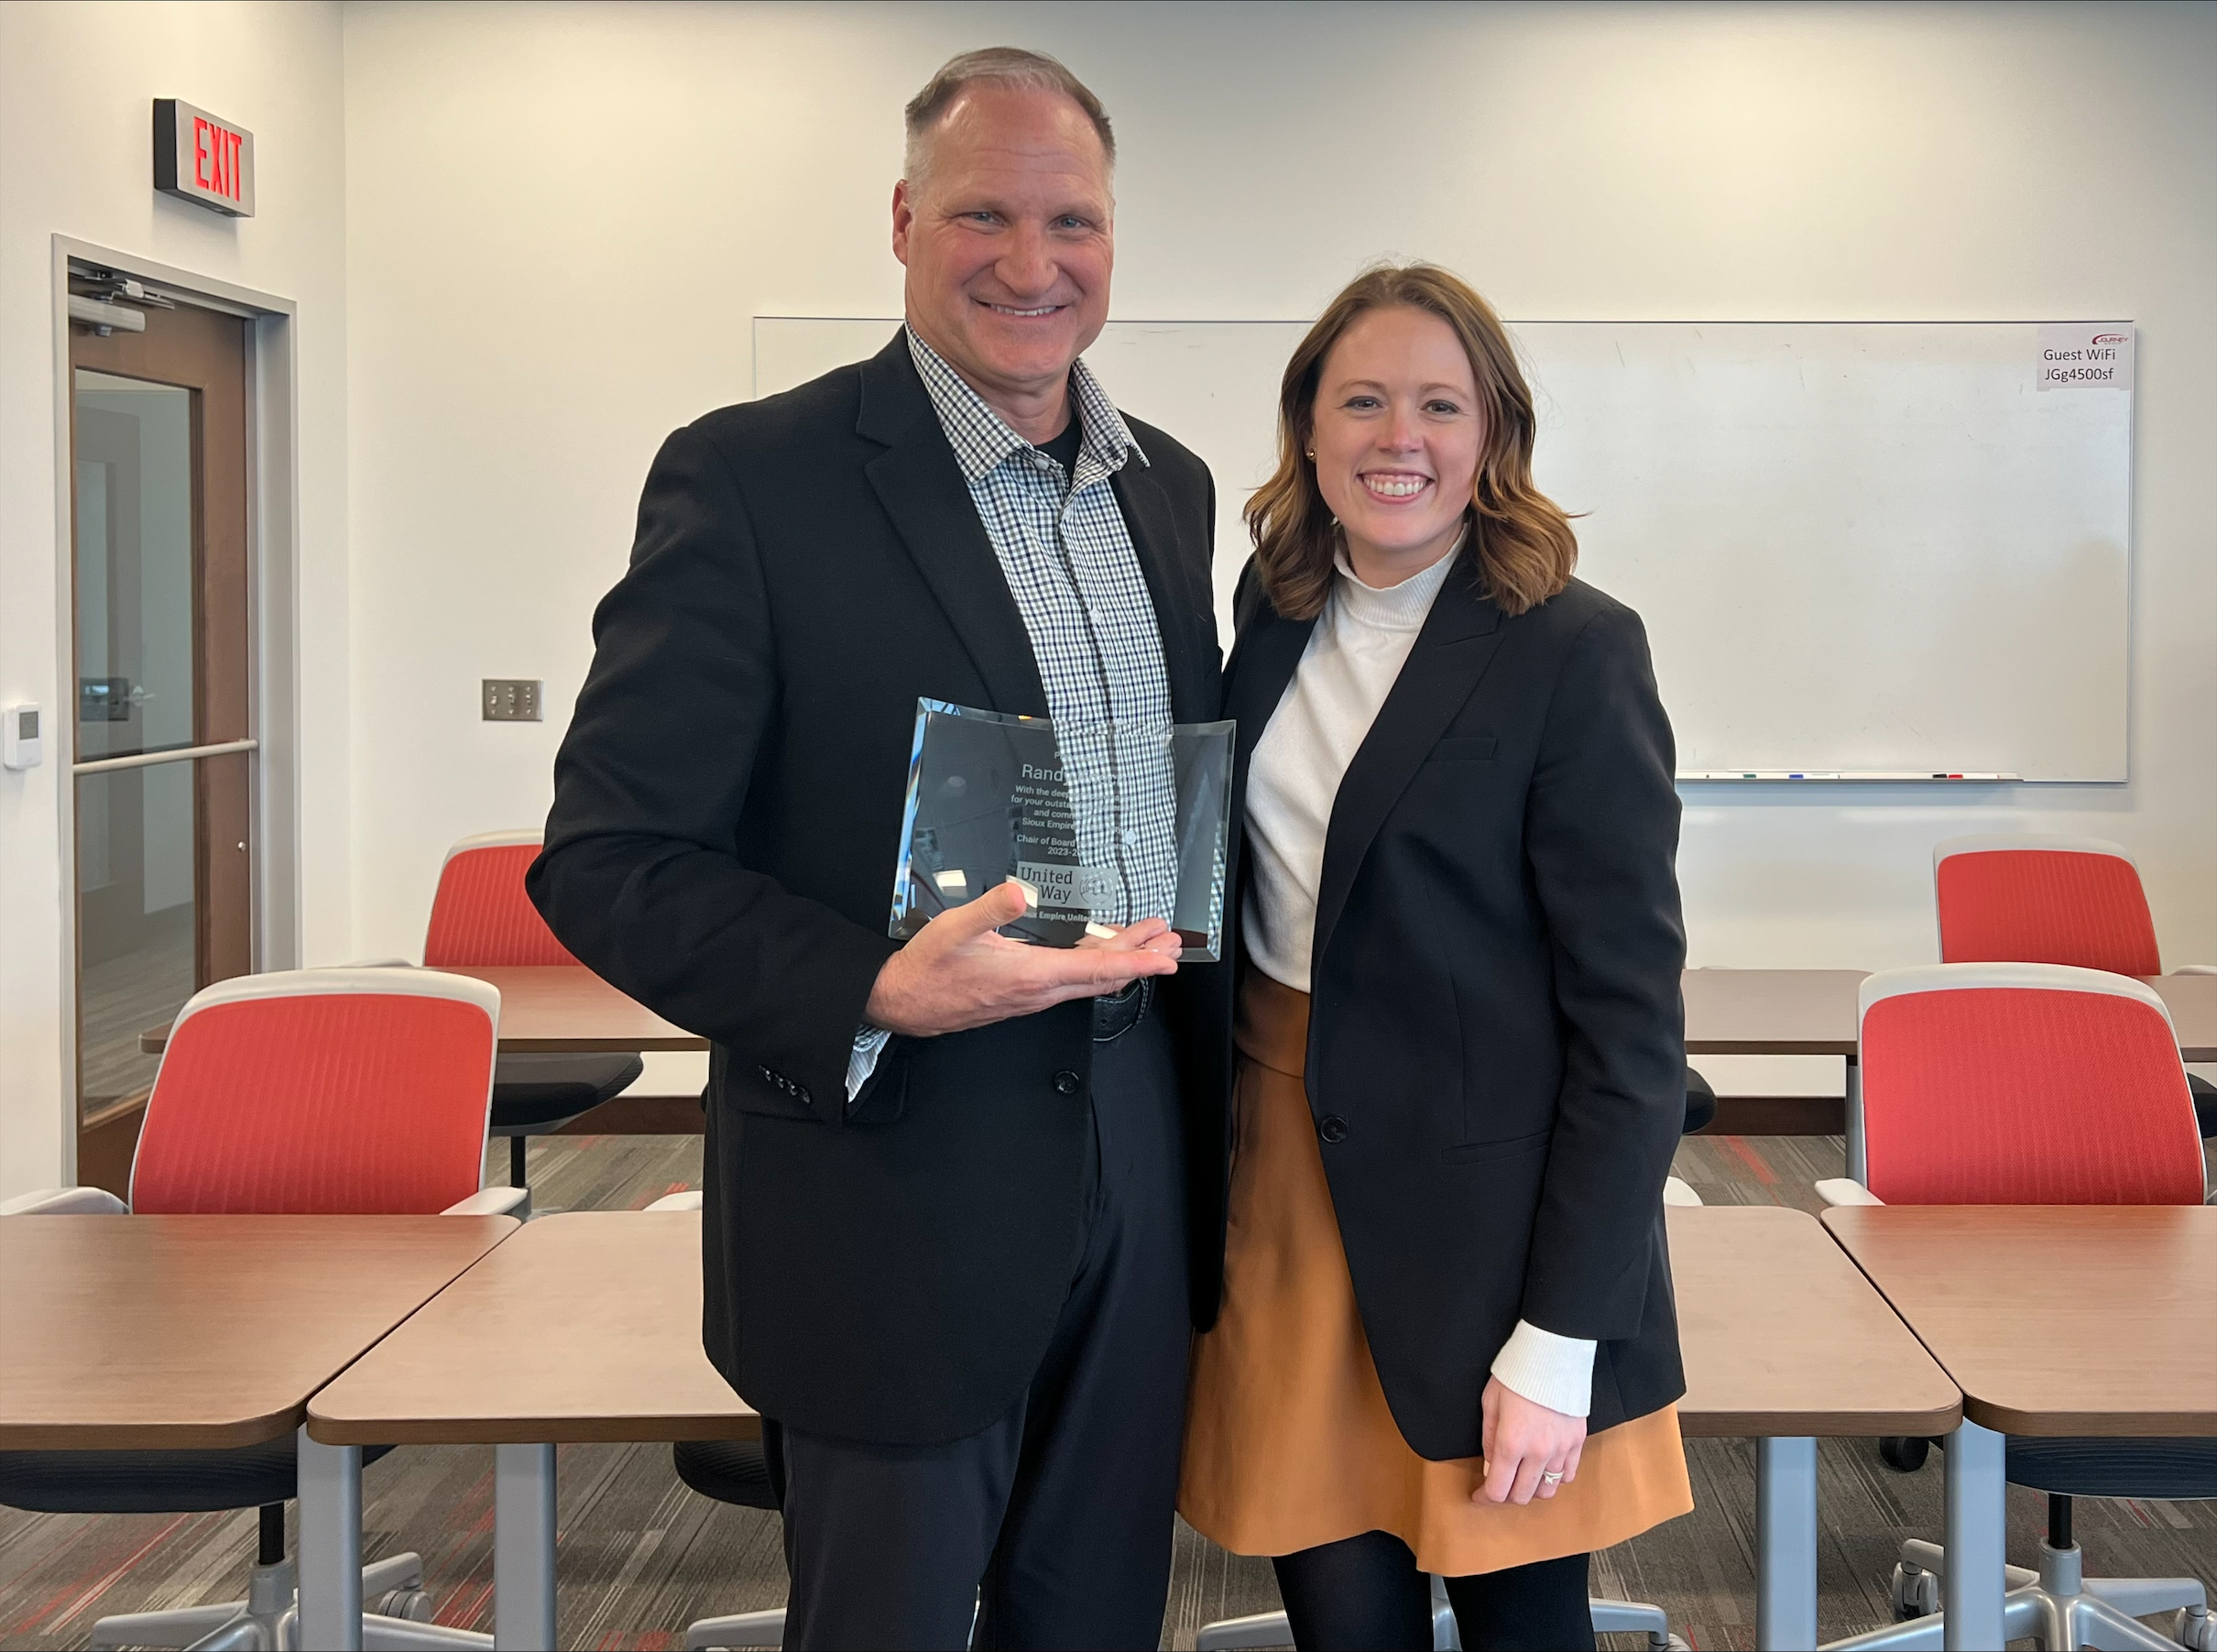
[864,877,1182,1038]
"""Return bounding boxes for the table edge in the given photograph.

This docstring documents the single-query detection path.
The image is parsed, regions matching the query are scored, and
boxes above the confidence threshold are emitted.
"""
[1963,1398,2217,1439]
[0,1408,303,1452]
[1678,1401,1962,1439]
[305,1410,760,1446]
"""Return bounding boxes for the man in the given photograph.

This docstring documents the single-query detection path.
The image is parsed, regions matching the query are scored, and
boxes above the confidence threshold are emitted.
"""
[530,47,1229,1651]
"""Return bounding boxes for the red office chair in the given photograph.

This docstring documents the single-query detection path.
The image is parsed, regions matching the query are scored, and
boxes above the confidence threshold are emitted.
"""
[427,831,644,1191]
[1818,964,2214,1652]
[0,968,517,1652]
[1934,834,2216,1138]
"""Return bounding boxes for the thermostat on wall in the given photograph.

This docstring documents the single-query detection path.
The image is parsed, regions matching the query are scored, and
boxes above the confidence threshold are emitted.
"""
[2,704,42,771]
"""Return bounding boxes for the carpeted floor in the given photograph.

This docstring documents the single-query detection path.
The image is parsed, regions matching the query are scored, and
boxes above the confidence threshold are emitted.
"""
[2,1130,2210,1651]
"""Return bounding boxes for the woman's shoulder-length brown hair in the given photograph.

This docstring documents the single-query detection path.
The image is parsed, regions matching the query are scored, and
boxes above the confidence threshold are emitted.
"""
[1243,264,1577,621]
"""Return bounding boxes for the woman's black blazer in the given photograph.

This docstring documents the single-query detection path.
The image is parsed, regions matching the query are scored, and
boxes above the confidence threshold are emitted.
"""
[1215,551,1688,1461]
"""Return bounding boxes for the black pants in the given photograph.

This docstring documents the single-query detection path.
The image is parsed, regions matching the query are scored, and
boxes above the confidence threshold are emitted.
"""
[1273,1529,1594,1652]
[764,1005,1189,1651]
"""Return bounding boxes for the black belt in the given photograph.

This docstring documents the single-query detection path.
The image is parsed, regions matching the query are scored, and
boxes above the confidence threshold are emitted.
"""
[1091,977,1153,1044]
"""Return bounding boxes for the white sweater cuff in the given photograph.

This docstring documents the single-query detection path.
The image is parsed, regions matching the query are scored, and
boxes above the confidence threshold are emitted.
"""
[1490,1319,1596,1418]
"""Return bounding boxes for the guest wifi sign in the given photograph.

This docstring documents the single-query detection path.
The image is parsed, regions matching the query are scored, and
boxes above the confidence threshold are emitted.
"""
[2037,323,2133,391]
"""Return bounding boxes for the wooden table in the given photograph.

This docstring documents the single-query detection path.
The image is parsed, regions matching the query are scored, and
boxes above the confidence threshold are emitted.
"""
[0,1215,515,1636]
[307,1212,752,1649]
[141,964,706,1057]
[1823,1205,2217,1648]
[1669,1206,1960,1649]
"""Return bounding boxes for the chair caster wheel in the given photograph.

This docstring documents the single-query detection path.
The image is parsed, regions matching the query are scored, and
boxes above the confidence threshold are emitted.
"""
[2174,1606,2217,1651]
[375,1588,436,1622]
[1892,1563,1939,1620]
[1879,1435,1930,1473]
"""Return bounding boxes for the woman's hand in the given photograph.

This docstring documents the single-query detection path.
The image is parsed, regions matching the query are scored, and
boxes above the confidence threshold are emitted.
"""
[1475,1376,1587,1505]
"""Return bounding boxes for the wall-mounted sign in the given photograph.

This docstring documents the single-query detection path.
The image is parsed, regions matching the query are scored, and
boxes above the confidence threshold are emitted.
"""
[2036,323,2133,392]
[153,99,255,217]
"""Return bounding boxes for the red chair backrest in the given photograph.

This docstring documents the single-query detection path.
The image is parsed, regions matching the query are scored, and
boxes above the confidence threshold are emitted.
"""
[1859,964,2203,1207]
[1934,837,2161,976]
[424,836,575,968]
[132,970,498,1215]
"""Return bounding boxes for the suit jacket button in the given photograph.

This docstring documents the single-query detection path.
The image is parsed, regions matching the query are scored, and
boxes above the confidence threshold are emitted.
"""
[1318,1114,1349,1143]
[794,1085,812,1103]
[1053,1070,1082,1096]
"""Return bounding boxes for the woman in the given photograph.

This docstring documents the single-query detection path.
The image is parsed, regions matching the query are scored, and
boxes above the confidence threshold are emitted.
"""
[1179,265,1693,1651]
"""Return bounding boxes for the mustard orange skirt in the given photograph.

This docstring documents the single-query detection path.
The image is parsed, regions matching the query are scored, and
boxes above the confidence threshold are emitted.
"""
[1178,971,1693,1575]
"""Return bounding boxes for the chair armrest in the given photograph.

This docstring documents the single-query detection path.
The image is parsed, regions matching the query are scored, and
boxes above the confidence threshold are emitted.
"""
[1661,1176,1702,1209]
[643,1189,704,1212]
[322,957,418,969]
[2174,964,2217,976]
[442,1186,530,1218]
[1815,1177,1884,1207]
[0,1186,129,1216]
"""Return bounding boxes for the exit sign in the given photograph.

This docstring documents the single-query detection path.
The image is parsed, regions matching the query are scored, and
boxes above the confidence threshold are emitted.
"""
[153,100,255,217]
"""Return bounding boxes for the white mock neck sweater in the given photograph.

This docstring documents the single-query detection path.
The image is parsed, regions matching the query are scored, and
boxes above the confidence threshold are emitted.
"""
[1240,544,1597,1419]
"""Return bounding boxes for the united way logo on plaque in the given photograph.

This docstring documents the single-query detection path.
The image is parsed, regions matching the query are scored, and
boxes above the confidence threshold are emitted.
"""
[889,699,1234,961]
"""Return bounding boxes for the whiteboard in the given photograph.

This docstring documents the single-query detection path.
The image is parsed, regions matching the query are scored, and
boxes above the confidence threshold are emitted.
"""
[756,319,2132,781]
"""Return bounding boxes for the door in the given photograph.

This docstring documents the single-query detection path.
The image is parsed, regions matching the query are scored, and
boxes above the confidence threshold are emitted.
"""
[69,280,254,1193]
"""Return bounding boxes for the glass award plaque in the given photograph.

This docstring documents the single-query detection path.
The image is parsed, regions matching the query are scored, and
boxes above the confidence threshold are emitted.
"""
[889,699,1235,962]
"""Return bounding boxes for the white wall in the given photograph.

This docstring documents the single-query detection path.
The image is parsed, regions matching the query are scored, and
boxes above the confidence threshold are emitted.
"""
[342,0,2215,1011]
[0,2,351,1194]
[5,5,2201,1189]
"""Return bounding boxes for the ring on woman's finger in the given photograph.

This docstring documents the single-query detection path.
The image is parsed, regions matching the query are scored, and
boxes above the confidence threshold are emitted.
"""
[1541,1470,1564,1484]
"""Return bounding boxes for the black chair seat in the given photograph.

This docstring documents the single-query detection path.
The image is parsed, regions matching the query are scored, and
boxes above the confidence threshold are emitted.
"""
[2003,1436,2217,1500]
[489,1052,644,1132]
[0,1442,394,1515]
[1919,1431,2217,1501]
[2190,1071,2216,1139]
[1683,1065,1718,1135]
[672,1438,778,1511]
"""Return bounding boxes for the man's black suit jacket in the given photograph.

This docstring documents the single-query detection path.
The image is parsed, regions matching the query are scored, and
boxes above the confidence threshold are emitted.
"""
[1209,556,1688,1459]
[530,334,1229,1447]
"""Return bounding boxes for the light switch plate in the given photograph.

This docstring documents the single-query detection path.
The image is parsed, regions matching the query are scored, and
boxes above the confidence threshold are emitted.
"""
[482,679,541,722]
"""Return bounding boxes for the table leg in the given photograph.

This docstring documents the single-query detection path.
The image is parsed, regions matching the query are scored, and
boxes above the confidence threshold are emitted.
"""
[297,1427,364,1651]
[1942,1418,2005,1650]
[494,1442,557,1651]
[1844,1054,1865,1184]
[1756,1435,1818,1650]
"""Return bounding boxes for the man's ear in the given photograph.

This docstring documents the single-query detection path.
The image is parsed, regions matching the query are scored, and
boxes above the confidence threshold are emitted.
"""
[890,179,914,267]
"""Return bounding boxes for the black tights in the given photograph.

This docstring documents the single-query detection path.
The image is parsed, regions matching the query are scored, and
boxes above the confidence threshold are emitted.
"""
[1272,1529,1594,1652]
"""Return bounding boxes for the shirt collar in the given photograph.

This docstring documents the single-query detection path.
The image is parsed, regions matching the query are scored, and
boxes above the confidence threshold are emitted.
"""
[906,324,1149,486]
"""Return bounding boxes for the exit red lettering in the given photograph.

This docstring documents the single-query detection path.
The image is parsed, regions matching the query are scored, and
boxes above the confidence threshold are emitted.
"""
[189,115,243,201]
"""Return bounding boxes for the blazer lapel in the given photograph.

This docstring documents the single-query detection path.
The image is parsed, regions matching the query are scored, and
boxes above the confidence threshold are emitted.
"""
[1225,602,1314,771]
[1312,561,1509,969]
[857,334,1049,717]
[1112,465,1218,723]
[1220,594,1316,908]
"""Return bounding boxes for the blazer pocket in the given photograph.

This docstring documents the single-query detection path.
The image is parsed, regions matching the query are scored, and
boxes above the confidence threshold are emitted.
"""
[1441,1126,1552,1165]
[846,1045,910,1126]
[1426,735,1498,762]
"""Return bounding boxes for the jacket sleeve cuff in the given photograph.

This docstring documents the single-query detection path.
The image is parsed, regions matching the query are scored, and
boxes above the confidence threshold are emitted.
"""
[1491,1319,1596,1418]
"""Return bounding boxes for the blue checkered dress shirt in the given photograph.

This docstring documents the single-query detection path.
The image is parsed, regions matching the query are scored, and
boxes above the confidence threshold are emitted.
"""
[904,326,1181,926]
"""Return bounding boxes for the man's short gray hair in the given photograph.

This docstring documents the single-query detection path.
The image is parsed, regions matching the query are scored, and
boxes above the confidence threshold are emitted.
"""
[903,47,1116,192]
